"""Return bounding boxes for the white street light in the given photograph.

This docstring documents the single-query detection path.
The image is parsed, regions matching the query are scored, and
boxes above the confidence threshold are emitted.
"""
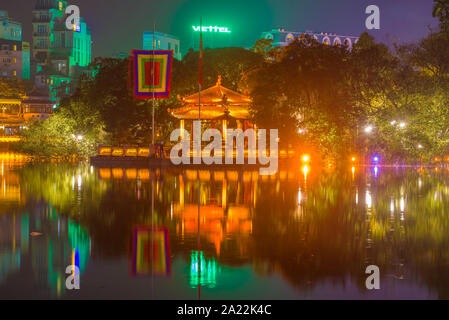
[399,122,406,128]
[418,144,423,149]
[77,135,83,140]
[391,120,396,125]
[364,126,373,133]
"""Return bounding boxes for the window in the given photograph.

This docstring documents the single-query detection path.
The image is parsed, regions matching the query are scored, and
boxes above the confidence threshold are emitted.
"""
[13,70,17,76]
[13,58,16,63]
[158,40,161,49]
[13,45,17,51]
[37,25,47,34]
[333,37,341,46]
[38,39,46,48]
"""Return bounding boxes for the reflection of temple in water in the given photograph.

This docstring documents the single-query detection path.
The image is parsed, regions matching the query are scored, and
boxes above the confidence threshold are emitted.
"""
[173,170,257,259]
[0,155,30,213]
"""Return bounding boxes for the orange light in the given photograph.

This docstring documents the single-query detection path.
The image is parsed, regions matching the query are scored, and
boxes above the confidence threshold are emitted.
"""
[351,157,356,162]
[302,155,310,163]
[302,164,309,176]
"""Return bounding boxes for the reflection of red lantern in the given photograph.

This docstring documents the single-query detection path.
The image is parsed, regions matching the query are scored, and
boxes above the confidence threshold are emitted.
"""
[131,226,171,276]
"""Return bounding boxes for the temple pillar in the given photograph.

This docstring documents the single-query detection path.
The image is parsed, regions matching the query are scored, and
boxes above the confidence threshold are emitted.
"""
[191,120,194,158]
[180,119,185,139]
[237,120,242,130]
[222,120,227,143]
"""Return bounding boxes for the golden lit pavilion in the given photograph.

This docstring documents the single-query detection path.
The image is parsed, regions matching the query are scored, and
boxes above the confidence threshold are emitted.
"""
[169,76,254,137]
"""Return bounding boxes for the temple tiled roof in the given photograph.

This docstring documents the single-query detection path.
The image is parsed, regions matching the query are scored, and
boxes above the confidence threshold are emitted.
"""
[170,76,252,120]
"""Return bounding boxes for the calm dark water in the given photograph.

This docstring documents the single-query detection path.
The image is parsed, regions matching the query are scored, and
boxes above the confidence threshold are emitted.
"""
[1,157,448,299]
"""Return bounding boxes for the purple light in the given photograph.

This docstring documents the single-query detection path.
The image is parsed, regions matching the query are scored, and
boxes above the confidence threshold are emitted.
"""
[373,156,379,162]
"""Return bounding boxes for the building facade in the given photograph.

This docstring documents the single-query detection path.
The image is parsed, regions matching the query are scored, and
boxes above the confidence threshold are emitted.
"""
[32,0,92,100]
[0,10,21,41]
[143,32,181,60]
[261,28,359,49]
[0,11,30,79]
[0,88,55,136]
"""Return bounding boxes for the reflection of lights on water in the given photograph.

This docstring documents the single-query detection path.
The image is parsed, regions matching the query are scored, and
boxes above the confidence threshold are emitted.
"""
[390,200,394,213]
[374,166,378,177]
[190,251,217,288]
[302,165,309,181]
[418,178,422,189]
[297,187,302,205]
[400,197,405,213]
[352,166,355,179]
[72,176,75,189]
[355,190,358,204]
[366,191,372,211]
[400,197,405,212]
[77,175,82,189]
[71,247,80,276]
[90,166,93,174]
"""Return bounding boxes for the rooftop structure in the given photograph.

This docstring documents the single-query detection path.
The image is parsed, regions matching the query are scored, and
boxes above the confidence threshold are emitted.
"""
[143,31,182,60]
[261,28,359,49]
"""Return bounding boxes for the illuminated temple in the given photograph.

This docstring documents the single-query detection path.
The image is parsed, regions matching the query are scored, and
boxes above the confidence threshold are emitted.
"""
[169,76,254,139]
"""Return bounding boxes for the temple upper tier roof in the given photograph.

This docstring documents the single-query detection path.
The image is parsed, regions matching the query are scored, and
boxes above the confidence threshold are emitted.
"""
[169,76,252,120]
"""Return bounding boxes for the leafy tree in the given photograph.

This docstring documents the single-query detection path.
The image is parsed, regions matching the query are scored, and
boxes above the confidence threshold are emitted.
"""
[433,0,449,31]
[180,47,263,93]
[248,36,357,161]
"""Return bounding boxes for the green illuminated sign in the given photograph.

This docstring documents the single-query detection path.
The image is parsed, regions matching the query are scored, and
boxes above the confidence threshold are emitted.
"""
[192,26,231,33]
[190,251,218,288]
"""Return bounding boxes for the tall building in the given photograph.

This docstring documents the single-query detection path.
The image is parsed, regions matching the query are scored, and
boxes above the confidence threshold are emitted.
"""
[0,10,21,41]
[32,0,92,101]
[261,28,359,49]
[0,11,30,79]
[143,32,182,60]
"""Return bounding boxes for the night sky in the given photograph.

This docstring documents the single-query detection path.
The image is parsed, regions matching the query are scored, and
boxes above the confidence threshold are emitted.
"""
[2,0,438,58]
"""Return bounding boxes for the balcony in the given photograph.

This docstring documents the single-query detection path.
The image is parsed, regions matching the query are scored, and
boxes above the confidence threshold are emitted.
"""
[33,32,49,37]
[32,16,51,23]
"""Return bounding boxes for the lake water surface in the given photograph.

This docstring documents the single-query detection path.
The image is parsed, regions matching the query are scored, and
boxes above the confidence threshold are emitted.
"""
[1,158,448,299]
